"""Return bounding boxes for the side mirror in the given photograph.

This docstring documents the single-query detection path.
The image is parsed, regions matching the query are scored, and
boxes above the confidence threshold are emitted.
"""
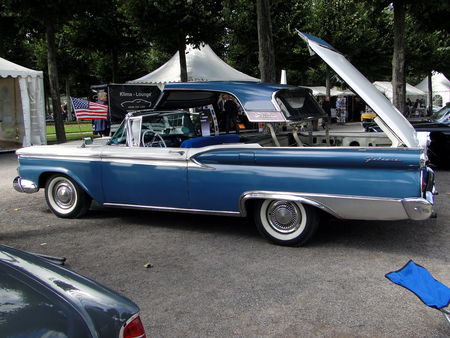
[81,137,93,148]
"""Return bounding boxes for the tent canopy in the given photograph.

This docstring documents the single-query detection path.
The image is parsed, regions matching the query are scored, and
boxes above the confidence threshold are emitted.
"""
[0,57,42,78]
[129,44,259,84]
[303,86,355,96]
[416,72,450,107]
[373,81,425,102]
[0,57,46,148]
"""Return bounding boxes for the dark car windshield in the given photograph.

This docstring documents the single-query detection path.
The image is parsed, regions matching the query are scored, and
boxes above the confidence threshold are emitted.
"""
[275,89,326,121]
[430,106,450,123]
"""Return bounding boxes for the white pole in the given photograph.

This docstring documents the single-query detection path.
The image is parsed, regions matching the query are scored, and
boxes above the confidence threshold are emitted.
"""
[280,69,287,84]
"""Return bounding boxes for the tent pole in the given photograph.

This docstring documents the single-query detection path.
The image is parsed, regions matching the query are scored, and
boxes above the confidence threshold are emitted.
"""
[427,72,433,115]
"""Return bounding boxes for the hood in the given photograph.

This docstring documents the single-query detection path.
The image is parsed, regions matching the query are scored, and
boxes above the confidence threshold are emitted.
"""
[412,121,450,131]
[296,30,419,148]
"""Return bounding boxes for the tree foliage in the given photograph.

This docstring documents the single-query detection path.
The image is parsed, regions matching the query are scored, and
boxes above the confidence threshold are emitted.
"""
[123,0,225,81]
[1,0,448,128]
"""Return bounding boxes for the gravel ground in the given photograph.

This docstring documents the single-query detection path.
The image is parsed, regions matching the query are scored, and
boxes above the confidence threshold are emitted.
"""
[1,152,449,337]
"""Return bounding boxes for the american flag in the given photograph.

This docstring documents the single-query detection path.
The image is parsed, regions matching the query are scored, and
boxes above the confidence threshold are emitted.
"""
[70,97,108,120]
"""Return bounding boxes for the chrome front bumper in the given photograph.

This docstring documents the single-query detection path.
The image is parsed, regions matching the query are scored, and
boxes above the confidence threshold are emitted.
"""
[13,176,39,194]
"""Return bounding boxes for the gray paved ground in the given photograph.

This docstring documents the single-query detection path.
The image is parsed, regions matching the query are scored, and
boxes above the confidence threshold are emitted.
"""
[1,152,449,337]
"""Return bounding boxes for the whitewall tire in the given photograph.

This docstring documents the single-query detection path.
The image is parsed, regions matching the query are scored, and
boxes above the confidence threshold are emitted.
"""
[254,199,319,246]
[45,174,91,218]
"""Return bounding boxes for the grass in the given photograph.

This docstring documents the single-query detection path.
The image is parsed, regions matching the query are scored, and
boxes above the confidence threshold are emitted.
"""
[46,122,93,134]
[46,121,96,143]
[47,132,97,143]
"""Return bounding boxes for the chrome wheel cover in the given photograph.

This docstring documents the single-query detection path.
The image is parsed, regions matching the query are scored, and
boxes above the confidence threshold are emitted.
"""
[266,200,302,234]
[53,181,75,210]
[47,177,78,215]
[259,200,308,241]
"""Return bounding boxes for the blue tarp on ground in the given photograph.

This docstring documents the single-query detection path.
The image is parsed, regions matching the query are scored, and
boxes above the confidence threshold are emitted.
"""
[386,260,450,309]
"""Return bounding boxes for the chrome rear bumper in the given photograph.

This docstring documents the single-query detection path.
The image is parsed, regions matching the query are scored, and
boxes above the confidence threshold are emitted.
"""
[13,176,39,194]
[402,195,434,221]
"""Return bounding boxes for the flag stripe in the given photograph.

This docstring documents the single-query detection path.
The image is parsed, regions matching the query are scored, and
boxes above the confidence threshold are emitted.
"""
[70,97,108,120]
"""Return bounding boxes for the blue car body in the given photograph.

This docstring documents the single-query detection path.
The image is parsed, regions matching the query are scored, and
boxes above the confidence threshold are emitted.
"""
[13,32,436,246]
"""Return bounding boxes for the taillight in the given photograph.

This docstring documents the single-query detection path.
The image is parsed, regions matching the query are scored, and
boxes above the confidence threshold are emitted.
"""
[121,314,146,338]
[421,167,435,198]
[421,169,426,195]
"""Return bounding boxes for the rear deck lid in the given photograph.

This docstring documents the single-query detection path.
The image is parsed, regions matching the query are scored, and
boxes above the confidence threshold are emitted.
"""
[296,30,419,148]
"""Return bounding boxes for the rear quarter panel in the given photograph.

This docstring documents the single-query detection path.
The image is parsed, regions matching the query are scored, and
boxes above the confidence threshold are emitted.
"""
[188,147,423,212]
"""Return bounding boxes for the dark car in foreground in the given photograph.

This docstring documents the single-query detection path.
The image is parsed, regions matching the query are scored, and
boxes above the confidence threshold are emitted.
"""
[411,104,450,167]
[0,245,146,338]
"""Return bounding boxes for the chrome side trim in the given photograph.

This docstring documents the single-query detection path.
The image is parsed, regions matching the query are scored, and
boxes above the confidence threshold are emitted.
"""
[240,191,339,218]
[102,157,187,167]
[17,154,99,162]
[240,191,433,221]
[188,158,214,170]
[13,176,39,193]
[103,203,241,217]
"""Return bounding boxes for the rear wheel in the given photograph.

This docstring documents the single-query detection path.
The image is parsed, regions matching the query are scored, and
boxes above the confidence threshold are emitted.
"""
[45,174,91,218]
[254,199,319,246]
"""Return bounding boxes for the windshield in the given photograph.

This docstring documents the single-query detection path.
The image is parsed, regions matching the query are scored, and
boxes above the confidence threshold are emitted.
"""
[110,111,196,145]
[275,89,326,121]
[430,106,450,122]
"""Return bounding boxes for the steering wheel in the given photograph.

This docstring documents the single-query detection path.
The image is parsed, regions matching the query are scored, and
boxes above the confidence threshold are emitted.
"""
[142,130,167,148]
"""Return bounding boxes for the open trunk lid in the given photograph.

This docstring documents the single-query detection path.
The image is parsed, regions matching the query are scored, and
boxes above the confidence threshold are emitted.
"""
[296,30,419,148]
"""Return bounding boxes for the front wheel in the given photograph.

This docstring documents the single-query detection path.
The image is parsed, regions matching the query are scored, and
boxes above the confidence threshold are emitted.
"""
[254,199,319,246]
[45,174,91,218]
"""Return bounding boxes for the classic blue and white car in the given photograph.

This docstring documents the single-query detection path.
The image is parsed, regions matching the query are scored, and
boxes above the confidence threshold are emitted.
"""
[13,32,436,246]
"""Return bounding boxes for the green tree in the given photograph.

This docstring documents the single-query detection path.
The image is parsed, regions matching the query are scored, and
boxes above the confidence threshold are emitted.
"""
[123,0,224,82]
[256,0,276,82]
[220,0,259,78]
[392,0,406,114]
[304,1,392,86]
[64,0,148,84]
[2,0,94,143]
[0,4,35,67]
[365,0,449,112]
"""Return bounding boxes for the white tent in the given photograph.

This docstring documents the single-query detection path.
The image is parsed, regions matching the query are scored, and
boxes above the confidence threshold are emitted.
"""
[416,72,450,108]
[129,44,259,83]
[0,57,46,148]
[373,81,426,102]
[303,86,354,96]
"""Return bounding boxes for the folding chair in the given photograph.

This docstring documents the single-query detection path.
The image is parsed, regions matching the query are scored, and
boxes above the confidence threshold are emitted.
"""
[386,260,450,325]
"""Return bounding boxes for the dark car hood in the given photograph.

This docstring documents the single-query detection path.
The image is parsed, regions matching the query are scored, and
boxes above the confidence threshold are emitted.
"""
[411,121,450,132]
[0,245,139,337]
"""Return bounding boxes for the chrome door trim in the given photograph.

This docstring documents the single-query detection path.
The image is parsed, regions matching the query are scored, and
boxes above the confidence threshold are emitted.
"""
[103,203,241,216]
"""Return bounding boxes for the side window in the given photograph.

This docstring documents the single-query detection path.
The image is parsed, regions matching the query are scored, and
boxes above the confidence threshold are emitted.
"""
[127,117,143,147]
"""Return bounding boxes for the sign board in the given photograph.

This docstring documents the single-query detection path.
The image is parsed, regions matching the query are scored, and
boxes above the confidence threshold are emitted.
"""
[107,84,161,123]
